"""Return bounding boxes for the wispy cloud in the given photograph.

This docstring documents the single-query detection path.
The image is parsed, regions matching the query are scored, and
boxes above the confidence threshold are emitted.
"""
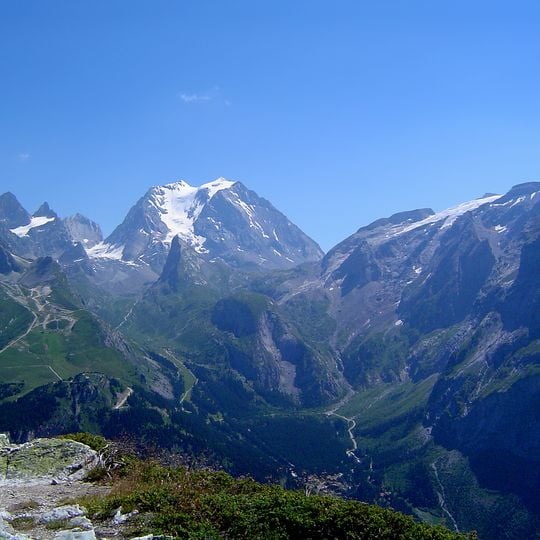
[178,86,231,106]
[179,92,213,103]
[18,152,30,161]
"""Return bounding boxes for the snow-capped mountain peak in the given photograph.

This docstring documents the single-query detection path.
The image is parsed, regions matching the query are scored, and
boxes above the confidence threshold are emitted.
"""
[148,178,237,247]
[88,177,323,272]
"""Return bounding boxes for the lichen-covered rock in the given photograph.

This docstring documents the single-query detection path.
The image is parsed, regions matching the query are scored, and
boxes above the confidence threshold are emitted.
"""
[67,516,93,530]
[0,434,10,449]
[39,505,86,524]
[0,438,98,484]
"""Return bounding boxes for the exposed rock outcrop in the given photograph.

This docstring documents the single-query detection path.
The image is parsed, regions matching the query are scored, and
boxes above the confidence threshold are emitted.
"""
[0,436,98,484]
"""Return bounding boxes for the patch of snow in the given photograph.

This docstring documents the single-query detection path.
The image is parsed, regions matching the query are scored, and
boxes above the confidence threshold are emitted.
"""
[413,266,423,274]
[395,320,404,326]
[390,194,501,237]
[10,216,55,237]
[491,200,512,207]
[532,192,537,200]
[150,178,236,252]
[494,224,507,233]
[201,177,236,198]
[509,196,526,208]
[87,242,124,261]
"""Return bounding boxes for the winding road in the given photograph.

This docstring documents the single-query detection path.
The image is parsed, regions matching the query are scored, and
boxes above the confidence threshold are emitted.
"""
[325,389,362,464]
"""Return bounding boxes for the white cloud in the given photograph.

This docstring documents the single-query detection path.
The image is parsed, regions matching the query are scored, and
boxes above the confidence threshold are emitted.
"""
[18,152,30,161]
[179,92,212,103]
[178,86,230,106]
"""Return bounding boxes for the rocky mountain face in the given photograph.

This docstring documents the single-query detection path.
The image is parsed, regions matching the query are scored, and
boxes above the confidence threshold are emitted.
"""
[89,178,323,273]
[0,192,30,229]
[64,213,103,248]
[123,236,346,408]
[0,179,539,538]
[254,182,540,536]
[0,194,101,262]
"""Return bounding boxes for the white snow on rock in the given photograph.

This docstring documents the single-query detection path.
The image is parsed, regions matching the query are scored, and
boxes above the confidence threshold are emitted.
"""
[87,242,124,261]
[389,194,502,237]
[88,178,236,260]
[153,178,236,250]
[10,216,56,237]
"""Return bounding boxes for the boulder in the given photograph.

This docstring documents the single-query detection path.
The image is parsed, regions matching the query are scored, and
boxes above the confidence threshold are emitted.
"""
[39,505,86,523]
[0,438,98,484]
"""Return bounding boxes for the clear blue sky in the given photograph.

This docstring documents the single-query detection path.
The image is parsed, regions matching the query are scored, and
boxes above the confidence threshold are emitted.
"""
[1,1,539,250]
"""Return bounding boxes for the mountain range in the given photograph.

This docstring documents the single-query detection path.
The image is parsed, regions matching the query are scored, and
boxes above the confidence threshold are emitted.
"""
[0,177,538,539]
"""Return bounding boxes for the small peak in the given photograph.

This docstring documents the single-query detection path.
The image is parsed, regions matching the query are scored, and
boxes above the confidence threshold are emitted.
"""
[162,180,193,190]
[510,181,540,194]
[200,178,236,197]
[0,191,19,203]
[213,176,232,184]
[494,182,540,205]
[33,202,57,219]
[159,235,184,290]
[0,192,30,228]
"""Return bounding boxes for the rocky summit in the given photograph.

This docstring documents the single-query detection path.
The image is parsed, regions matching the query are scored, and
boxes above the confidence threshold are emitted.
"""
[0,435,98,484]
[0,435,172,540]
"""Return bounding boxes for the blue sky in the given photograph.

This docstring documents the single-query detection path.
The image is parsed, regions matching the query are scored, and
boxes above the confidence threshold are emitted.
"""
[1,1,539,250]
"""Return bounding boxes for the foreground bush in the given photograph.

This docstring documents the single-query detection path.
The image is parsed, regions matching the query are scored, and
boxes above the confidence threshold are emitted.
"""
[82,460,475,539]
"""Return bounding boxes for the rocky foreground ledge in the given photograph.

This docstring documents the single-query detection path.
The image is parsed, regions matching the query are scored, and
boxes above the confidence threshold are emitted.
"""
[0,435,167,540]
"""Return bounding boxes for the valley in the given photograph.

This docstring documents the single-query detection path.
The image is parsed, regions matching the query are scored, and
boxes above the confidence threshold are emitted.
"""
[0,179,539,538]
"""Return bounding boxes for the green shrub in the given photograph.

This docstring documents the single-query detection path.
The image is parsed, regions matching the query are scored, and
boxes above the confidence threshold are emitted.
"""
[82,460,474,539]
[58,432,108,452]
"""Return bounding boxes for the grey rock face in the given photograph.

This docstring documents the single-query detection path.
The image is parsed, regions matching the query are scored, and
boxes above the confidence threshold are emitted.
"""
[0,437,98,484]
[0,193,30,230]
[39,505,86,524]
[0,245,20,275]
[98,178,323,273]
[64,215,103,249]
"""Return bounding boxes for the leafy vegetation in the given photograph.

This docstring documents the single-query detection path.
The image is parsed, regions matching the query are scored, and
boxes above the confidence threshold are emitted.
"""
[82,460,472,539]
[58,432,108,452]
